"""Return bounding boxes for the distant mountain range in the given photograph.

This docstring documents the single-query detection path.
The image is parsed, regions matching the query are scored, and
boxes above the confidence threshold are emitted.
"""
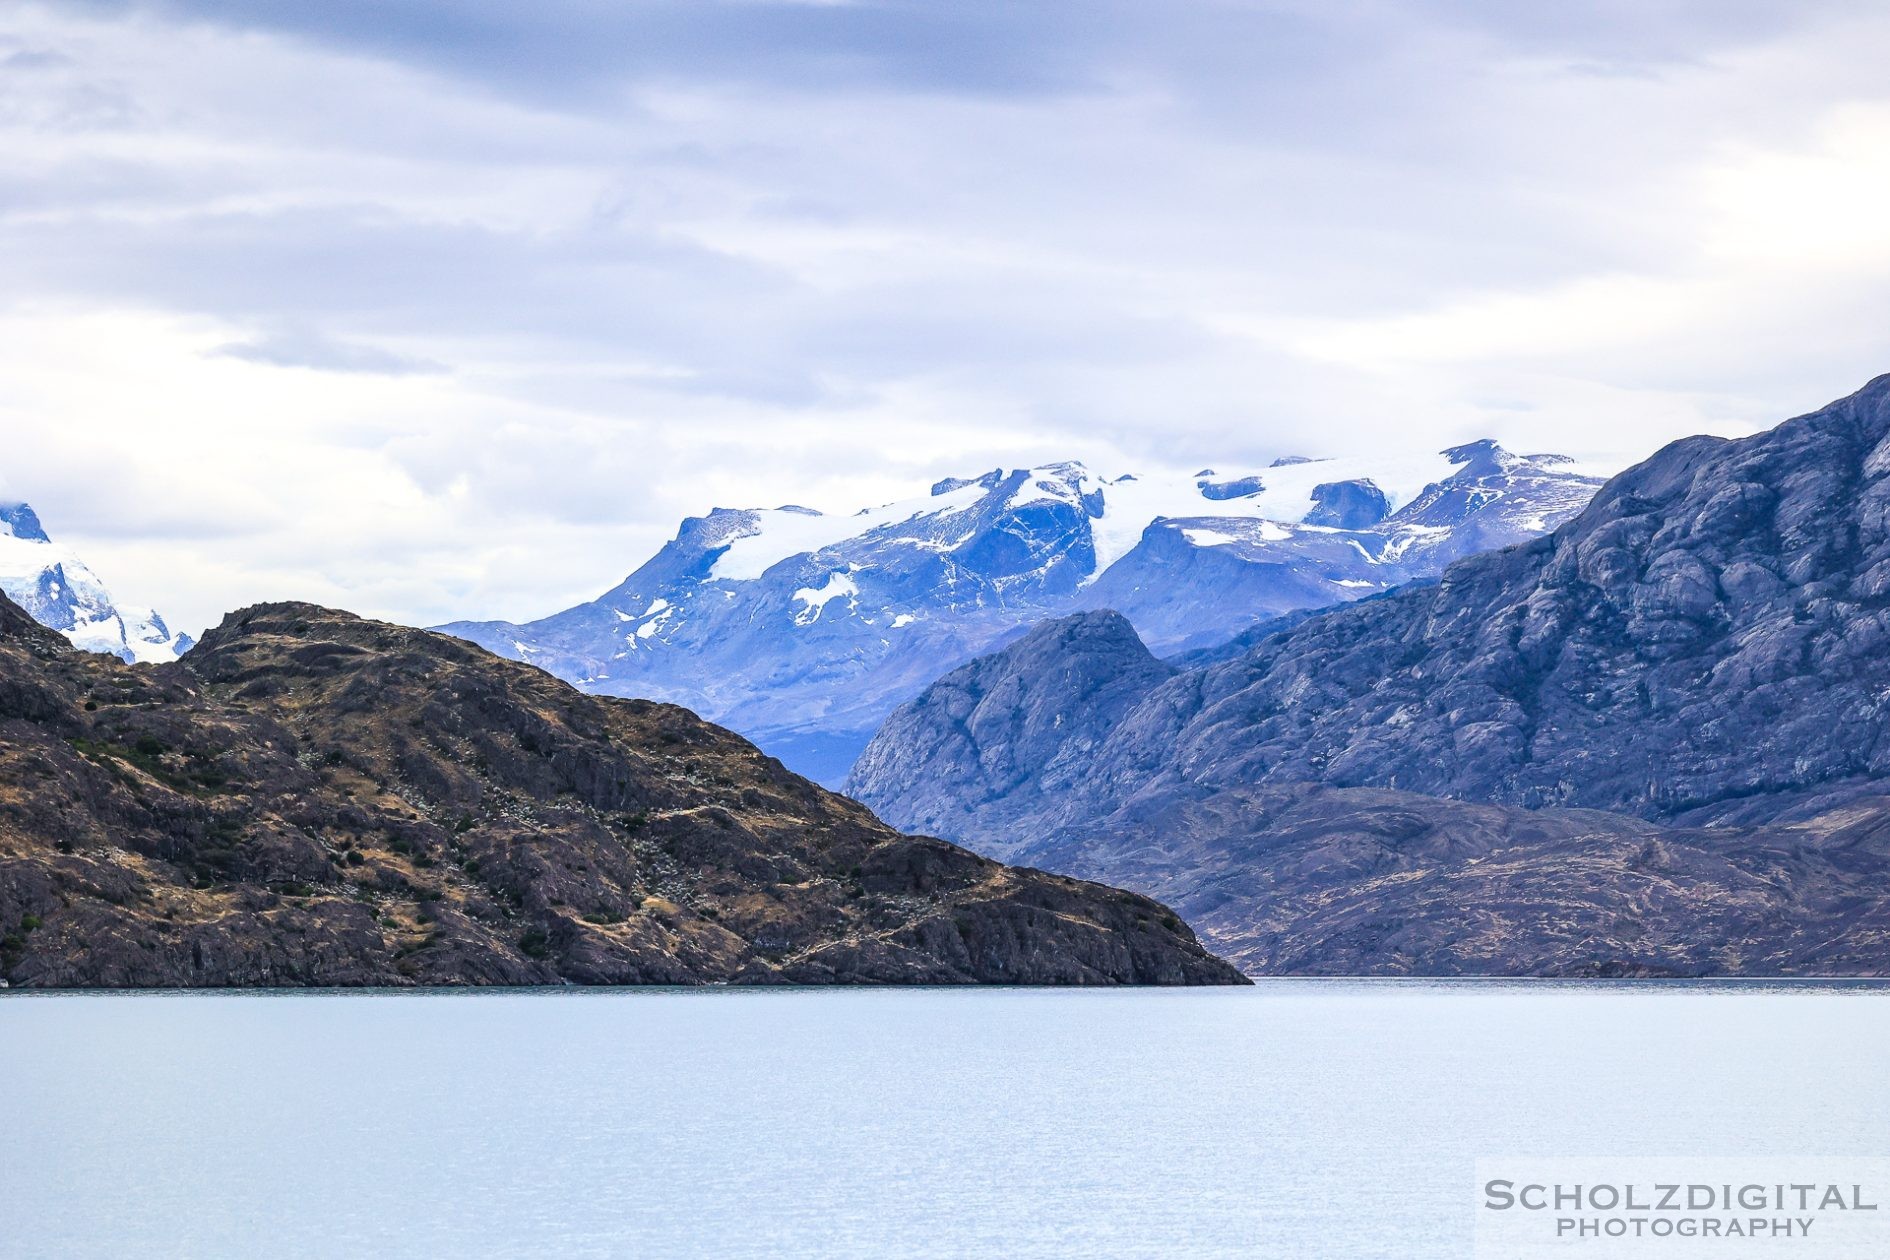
[0,499,192,664]
[847,375,1890,975]
[440,441,1603,783]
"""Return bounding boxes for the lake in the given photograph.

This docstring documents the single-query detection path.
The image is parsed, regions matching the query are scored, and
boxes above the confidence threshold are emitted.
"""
[4,982,1886,1258]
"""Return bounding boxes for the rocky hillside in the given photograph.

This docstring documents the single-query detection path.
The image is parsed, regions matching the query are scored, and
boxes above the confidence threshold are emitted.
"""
[0,596,1242,987]
[1019,782,1890,976]
[440,444,1599,784]
[849,610,1176,852]
[849,375,1890,975]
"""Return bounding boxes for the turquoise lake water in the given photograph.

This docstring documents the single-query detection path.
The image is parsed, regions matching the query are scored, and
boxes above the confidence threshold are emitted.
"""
[4,982,1885,1257]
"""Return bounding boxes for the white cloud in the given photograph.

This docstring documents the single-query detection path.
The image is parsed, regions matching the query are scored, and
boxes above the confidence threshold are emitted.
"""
[0,0,1887,634]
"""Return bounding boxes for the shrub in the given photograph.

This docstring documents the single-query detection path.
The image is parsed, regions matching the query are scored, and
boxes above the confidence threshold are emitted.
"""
[518,926,551,960]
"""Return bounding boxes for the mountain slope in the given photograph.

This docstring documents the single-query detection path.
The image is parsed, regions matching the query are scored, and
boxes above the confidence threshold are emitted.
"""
[0,499,192,663]
[440,444,1601,783]
[0,595,1241,987]
[847,375,1890,975]
[851,611,1175,849]
[1018,782,1890,976]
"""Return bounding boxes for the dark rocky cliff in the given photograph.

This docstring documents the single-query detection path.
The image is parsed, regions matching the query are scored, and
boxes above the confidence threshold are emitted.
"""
[0,598,1243,987]
[849,376,1890,975]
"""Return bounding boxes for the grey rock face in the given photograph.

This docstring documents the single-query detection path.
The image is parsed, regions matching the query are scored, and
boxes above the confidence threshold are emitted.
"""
[440,445,1600,783]
[1304,479,1390,529]
[1197,475,1266,501]
[848,375,1890,975]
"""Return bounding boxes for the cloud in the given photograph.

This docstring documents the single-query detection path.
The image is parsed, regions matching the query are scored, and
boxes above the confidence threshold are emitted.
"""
[209,326,444,375]
[53,0,1110,102]
[0,0,1887,635]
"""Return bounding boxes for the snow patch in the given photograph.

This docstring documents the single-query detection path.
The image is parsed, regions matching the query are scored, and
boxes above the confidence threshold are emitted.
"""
[709,483,987,581]
[791,571,860,625]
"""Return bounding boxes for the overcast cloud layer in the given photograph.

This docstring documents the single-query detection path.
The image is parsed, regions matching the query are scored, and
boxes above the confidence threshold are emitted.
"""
[2,0,1888,635]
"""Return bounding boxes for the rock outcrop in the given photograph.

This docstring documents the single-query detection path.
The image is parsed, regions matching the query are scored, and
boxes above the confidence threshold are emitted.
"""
[0,597,1243,987]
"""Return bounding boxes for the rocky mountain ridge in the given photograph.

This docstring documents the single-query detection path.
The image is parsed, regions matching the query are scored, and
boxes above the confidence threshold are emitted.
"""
[0,594,1241,987]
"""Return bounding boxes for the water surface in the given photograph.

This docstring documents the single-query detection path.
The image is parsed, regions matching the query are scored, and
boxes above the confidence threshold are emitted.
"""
[4,981,1885,1257]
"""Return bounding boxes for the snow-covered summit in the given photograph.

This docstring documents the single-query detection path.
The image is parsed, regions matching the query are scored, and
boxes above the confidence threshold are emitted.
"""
[0,499,193,664]
[439,441,1606,785]
[664,447,1512,593]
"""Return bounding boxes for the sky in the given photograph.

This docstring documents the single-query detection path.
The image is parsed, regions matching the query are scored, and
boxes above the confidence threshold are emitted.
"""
[2,0,1888,636]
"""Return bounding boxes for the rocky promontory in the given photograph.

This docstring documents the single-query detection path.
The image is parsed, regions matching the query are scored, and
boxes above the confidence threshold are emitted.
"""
[0,597,1243,987]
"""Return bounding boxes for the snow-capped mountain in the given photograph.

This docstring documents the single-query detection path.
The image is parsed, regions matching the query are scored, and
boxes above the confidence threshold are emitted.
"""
[438,442,1605,784]
[0,500,193,663]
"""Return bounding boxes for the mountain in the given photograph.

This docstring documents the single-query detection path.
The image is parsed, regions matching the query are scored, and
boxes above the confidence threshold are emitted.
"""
[0,593,1241,987]
[847,375,1890,975]
[439,443,1602,784]
[0,499,192,663]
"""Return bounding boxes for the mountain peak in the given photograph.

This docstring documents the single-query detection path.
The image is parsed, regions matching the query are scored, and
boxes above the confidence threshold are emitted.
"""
[0,498,192,664]
[1438,438,1517,476]
[0,501,50,542]
[931,469,1003,497]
